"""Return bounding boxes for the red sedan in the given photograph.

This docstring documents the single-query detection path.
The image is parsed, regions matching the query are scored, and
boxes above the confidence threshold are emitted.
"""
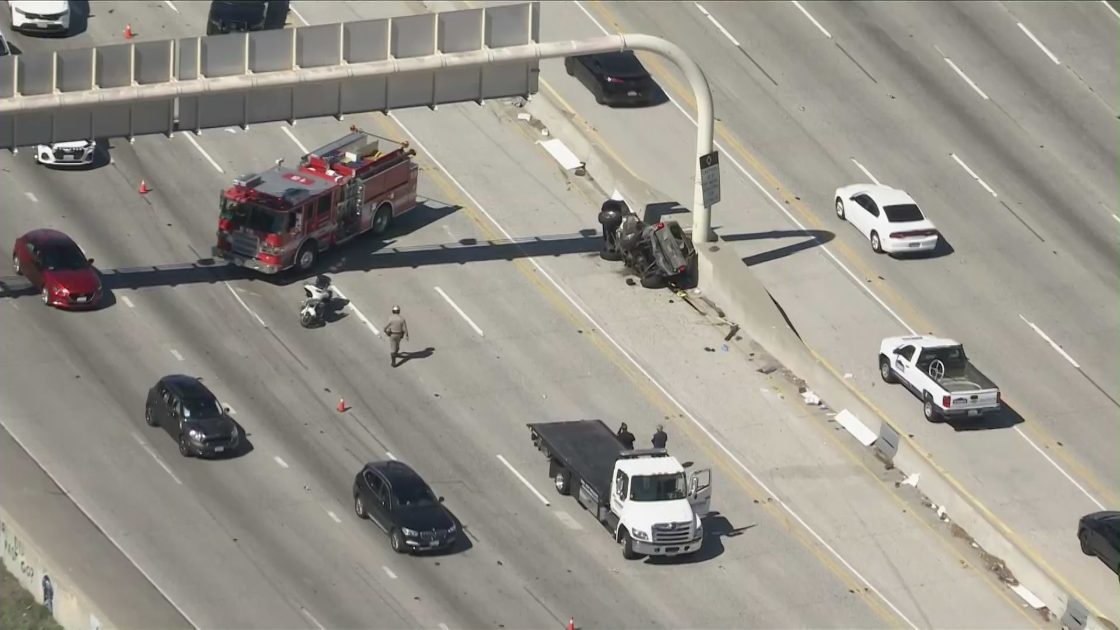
[11,229,103,309]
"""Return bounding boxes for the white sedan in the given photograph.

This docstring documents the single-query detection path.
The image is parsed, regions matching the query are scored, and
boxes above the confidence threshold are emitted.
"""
[35,140,95,167]
[834,184,940,254]
[9,0,70,35]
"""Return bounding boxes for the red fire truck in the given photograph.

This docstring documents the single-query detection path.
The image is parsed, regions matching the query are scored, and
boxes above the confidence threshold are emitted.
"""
[212,126,419,274]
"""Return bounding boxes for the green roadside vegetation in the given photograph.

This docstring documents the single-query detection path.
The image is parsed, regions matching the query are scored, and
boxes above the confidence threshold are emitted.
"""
[1,564,62,630]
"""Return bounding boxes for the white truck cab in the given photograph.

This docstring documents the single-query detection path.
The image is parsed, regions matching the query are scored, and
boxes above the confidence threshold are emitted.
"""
[609,451,711,558]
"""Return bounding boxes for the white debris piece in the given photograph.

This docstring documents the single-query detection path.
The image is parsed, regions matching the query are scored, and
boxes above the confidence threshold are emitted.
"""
[802,390,821,405]
[1010,584,1046,609]
[901,473,920,488]
[843,373,853,379]
[936,505,947,520]
[834,409,877,446]
[516,112,532,121]
[537,139,581,170]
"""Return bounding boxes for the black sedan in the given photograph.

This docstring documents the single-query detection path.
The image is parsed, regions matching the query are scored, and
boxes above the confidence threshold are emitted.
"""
[353,461,457,554]
[564,51,657,106]
[207,0,268,35]
[145,375,239,458]
[1078,511,1119,575]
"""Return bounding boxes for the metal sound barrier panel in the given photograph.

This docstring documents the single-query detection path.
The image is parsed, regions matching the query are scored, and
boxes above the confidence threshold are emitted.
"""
[0,3,540,149]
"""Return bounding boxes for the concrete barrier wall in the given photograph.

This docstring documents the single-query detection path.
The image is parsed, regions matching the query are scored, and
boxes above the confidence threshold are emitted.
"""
[2,506,111,630]
[1,426,194,630]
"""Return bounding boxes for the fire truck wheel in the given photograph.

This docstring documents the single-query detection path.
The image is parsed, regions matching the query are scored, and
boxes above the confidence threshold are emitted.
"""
[296,243,317,272]
[372,204,393,236]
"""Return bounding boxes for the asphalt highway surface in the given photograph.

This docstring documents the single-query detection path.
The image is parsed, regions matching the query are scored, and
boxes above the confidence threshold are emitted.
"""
[0,1,1112,629]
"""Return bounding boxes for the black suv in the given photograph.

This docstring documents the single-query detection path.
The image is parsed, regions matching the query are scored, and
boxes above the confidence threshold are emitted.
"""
[353,461,457,554]
[145,375,239,458]
[207,1,268,35]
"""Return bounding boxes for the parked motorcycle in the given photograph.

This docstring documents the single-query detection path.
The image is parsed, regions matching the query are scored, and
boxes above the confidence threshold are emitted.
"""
[300,275,338,328]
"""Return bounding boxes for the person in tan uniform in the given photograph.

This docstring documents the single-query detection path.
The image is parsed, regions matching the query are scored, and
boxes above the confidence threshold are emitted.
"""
[384,305,409,367]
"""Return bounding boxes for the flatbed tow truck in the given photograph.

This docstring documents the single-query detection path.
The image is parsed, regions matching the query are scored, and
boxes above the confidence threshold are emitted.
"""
[528,419,712,559]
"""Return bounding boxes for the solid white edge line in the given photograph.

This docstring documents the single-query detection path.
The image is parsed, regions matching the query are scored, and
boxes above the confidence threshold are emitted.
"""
[274,456,290,469]
[289,4,310,26]
[132,433,184,485]
[1102,0,1120,19]
[791,0,833,38]
[327,510,342,524]
[1016,22,1061,65]
[495,454,551,506]
[223,281,268,327]
[1018,314,1081,368]
[382,566,397,579]
[439,623,451,630]
[950,153,998,197]
[300,607,326,630]
[568,0,1108,524]
[24,192,38,203]
[1113,214,1120,224]
[122,295,136,308]
[328,286,381,337]
[434,286,485,337]
[182,133,225,173]
[170,349,185,361]
[163,0,180,13]
[282,126,310,154]
[385,451,397,460]
[391,104,918,630]
[2,424,202,628]
[695,2,742,47]
[943,57,991,100]
[850,158,882,186]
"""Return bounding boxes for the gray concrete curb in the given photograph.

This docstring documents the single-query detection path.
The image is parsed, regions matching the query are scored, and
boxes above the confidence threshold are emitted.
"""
[519,83,1114,630]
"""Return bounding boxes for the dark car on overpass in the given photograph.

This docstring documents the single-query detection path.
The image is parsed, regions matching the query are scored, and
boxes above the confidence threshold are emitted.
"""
[1078,511,1119,576]
[207,0,269,35]
[353,460,458,554]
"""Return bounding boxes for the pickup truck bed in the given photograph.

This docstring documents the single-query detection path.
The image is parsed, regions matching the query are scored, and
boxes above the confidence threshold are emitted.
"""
[923,362,997,392]
[528,420,622,500]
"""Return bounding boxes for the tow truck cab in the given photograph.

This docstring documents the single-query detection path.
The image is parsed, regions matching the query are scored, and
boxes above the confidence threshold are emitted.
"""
[528,420,712,559]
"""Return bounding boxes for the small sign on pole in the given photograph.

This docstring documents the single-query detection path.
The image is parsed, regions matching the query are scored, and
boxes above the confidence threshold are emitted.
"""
[699,150,721,208]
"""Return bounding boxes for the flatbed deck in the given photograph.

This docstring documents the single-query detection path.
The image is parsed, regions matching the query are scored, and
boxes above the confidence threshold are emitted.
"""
[528,420,623,500]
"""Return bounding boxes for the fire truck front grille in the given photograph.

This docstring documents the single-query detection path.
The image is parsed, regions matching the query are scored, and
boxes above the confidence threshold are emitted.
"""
[229,232,260,258]
[652,522,693,544]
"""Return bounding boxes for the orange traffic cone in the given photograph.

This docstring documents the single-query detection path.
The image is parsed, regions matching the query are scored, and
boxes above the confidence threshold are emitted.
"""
[568,618,575,630]
[138,179,150,194]
[337,398,346,412]
[124,23,134,39]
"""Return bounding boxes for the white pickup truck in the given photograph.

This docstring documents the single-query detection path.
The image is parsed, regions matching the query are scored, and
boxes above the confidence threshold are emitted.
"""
[879,336,1002,422]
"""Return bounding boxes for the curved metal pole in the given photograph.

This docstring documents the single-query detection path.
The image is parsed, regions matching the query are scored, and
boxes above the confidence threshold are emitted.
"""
[0,34,716,242]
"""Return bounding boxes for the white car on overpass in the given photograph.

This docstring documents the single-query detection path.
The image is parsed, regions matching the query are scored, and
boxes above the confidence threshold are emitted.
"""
[35,140,95,167]
[834,184,940,255]
[9,0,70,36]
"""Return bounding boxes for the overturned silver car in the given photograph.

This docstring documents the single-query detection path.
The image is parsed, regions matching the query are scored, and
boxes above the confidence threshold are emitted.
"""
[598,199,696,289]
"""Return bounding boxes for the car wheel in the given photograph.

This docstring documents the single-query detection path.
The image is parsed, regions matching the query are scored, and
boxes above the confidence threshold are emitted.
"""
[354,495,367,519]
[145,405,159,427]
[296,243,317,272]
[371,203,393,236]
[621,530,643,560]
[879,356,897,384]
[870,232,883,254]
[835,198,845,220]
[1079,528,1093,556]
[40,287,50,305]
[12,253,21,275]
[565,59,575,77]
[923,396,941,423]
[640,272,667,289]
[178,433,194,457]
[594,83,607,105]
[390,528,407,554]
[554,469,571,496]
